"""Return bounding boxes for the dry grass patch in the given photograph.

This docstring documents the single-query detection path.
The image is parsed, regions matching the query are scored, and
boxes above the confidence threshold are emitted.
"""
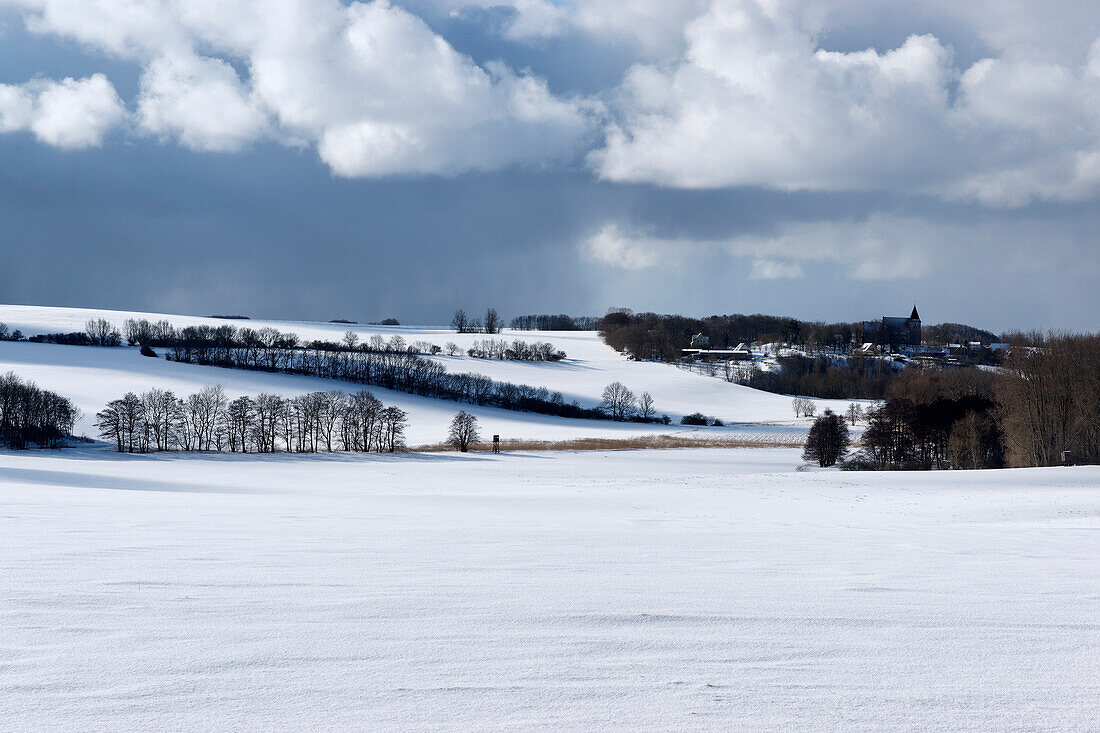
[412,434,801,453]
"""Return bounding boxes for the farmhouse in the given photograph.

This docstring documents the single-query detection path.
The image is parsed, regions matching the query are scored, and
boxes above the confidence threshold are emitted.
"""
[682,343,753,362]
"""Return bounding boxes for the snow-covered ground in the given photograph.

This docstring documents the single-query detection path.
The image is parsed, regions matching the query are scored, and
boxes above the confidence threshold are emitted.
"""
[0,304,865,444]
[2,446,1098,730]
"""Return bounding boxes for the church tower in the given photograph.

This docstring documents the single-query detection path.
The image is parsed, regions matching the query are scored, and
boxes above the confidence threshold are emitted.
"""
[908,305,921,346]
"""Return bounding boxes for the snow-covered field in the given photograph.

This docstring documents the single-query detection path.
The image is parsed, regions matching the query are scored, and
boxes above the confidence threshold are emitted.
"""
[0,304,867,445]
[4,304,1096,730]
[2,446,1098,730]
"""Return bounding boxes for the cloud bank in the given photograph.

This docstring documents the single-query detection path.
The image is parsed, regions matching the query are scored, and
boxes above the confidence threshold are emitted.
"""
[1,0,1100,208]
[0,0,593,174]
[591,0,1100,206]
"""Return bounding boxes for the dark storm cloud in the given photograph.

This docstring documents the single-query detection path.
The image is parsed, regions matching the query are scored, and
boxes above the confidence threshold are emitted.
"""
[0,1,1098,330]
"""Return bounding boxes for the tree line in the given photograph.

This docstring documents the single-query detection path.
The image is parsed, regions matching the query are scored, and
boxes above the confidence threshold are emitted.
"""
[996,334,1100,467]
[0,323,27,341]
[690,351,898,399]
[599,309,1003,361]
[599,309,867,360]
[509,314,599,331]
[831,367,1004,470]
[450,308,503,334]
[8,316,660,425]
[464,339,565,361]
[838,337,1100,469]
[25,317,571,363]
[757,354,897,399]
[22,318,124,346]
[96,386,408,454]
[110,320,654,423]
[0,372,79,449]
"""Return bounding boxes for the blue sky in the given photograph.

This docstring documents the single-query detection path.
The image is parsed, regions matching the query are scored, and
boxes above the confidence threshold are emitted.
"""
[1,0,1098,330]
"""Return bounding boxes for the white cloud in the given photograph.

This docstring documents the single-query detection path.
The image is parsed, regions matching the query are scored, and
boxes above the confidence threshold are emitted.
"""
[580,216,934,281]
[591,0,1100,206]
[750,259,804,280]
[581,222,669,270]
[137,52,267,152]
[1,0,594,173]
[448,0,708,57]
[0,73,124,148]
[5,0,1100,202]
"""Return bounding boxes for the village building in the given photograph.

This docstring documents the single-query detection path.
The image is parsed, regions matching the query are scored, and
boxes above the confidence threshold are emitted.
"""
[681,342,753,362]
[861,306,922,353]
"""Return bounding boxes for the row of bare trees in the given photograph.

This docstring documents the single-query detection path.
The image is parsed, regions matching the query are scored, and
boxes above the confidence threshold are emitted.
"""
[0,372,79,449]
[451,308,503,334]
[23,318,123,346]
[465,339,565,361]
[95,386,408,454]
[599,382,658,421]
[509,314,598,331]
[135,323,619,420]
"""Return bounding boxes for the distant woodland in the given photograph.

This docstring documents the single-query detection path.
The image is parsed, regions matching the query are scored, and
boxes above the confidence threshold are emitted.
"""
[844,334,1100,469]
[598,309,1001,361]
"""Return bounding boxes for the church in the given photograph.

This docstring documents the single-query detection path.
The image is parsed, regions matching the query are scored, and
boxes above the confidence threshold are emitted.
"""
[861,306,922,353]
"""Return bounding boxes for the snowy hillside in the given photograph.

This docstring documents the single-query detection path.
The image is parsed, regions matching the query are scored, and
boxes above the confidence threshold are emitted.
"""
[0,304,865,444]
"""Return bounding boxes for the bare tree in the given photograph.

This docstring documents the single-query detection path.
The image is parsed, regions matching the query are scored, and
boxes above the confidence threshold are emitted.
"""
[124,318,150,346]
[792,396,816,418]
[96,392,144,452]
[142,388,178,451]
[722,360,736,382]
[316,391,346,452]
[447,411,481,452]
[638,392,656,420]
[451,309,469,334]
[94,399,124,452]
[380,406,407,452]
[601,382,636,421]
[346,390,383,451]
[342,331,359,350]
[187,385,227,451]
[484,308,502,335]
[846,403,863,426]
[85,318,121,347]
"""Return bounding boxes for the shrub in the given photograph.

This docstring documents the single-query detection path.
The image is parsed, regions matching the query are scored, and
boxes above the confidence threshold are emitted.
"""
[838,451,879,471]
[802,409,851,467]
[680,412,708,426]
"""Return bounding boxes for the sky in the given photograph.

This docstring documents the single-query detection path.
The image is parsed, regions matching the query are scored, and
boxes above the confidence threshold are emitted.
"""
[1,0,1098,332]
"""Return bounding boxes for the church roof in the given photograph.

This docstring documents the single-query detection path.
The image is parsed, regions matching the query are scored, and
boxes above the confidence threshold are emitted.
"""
[910,305,920,321]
